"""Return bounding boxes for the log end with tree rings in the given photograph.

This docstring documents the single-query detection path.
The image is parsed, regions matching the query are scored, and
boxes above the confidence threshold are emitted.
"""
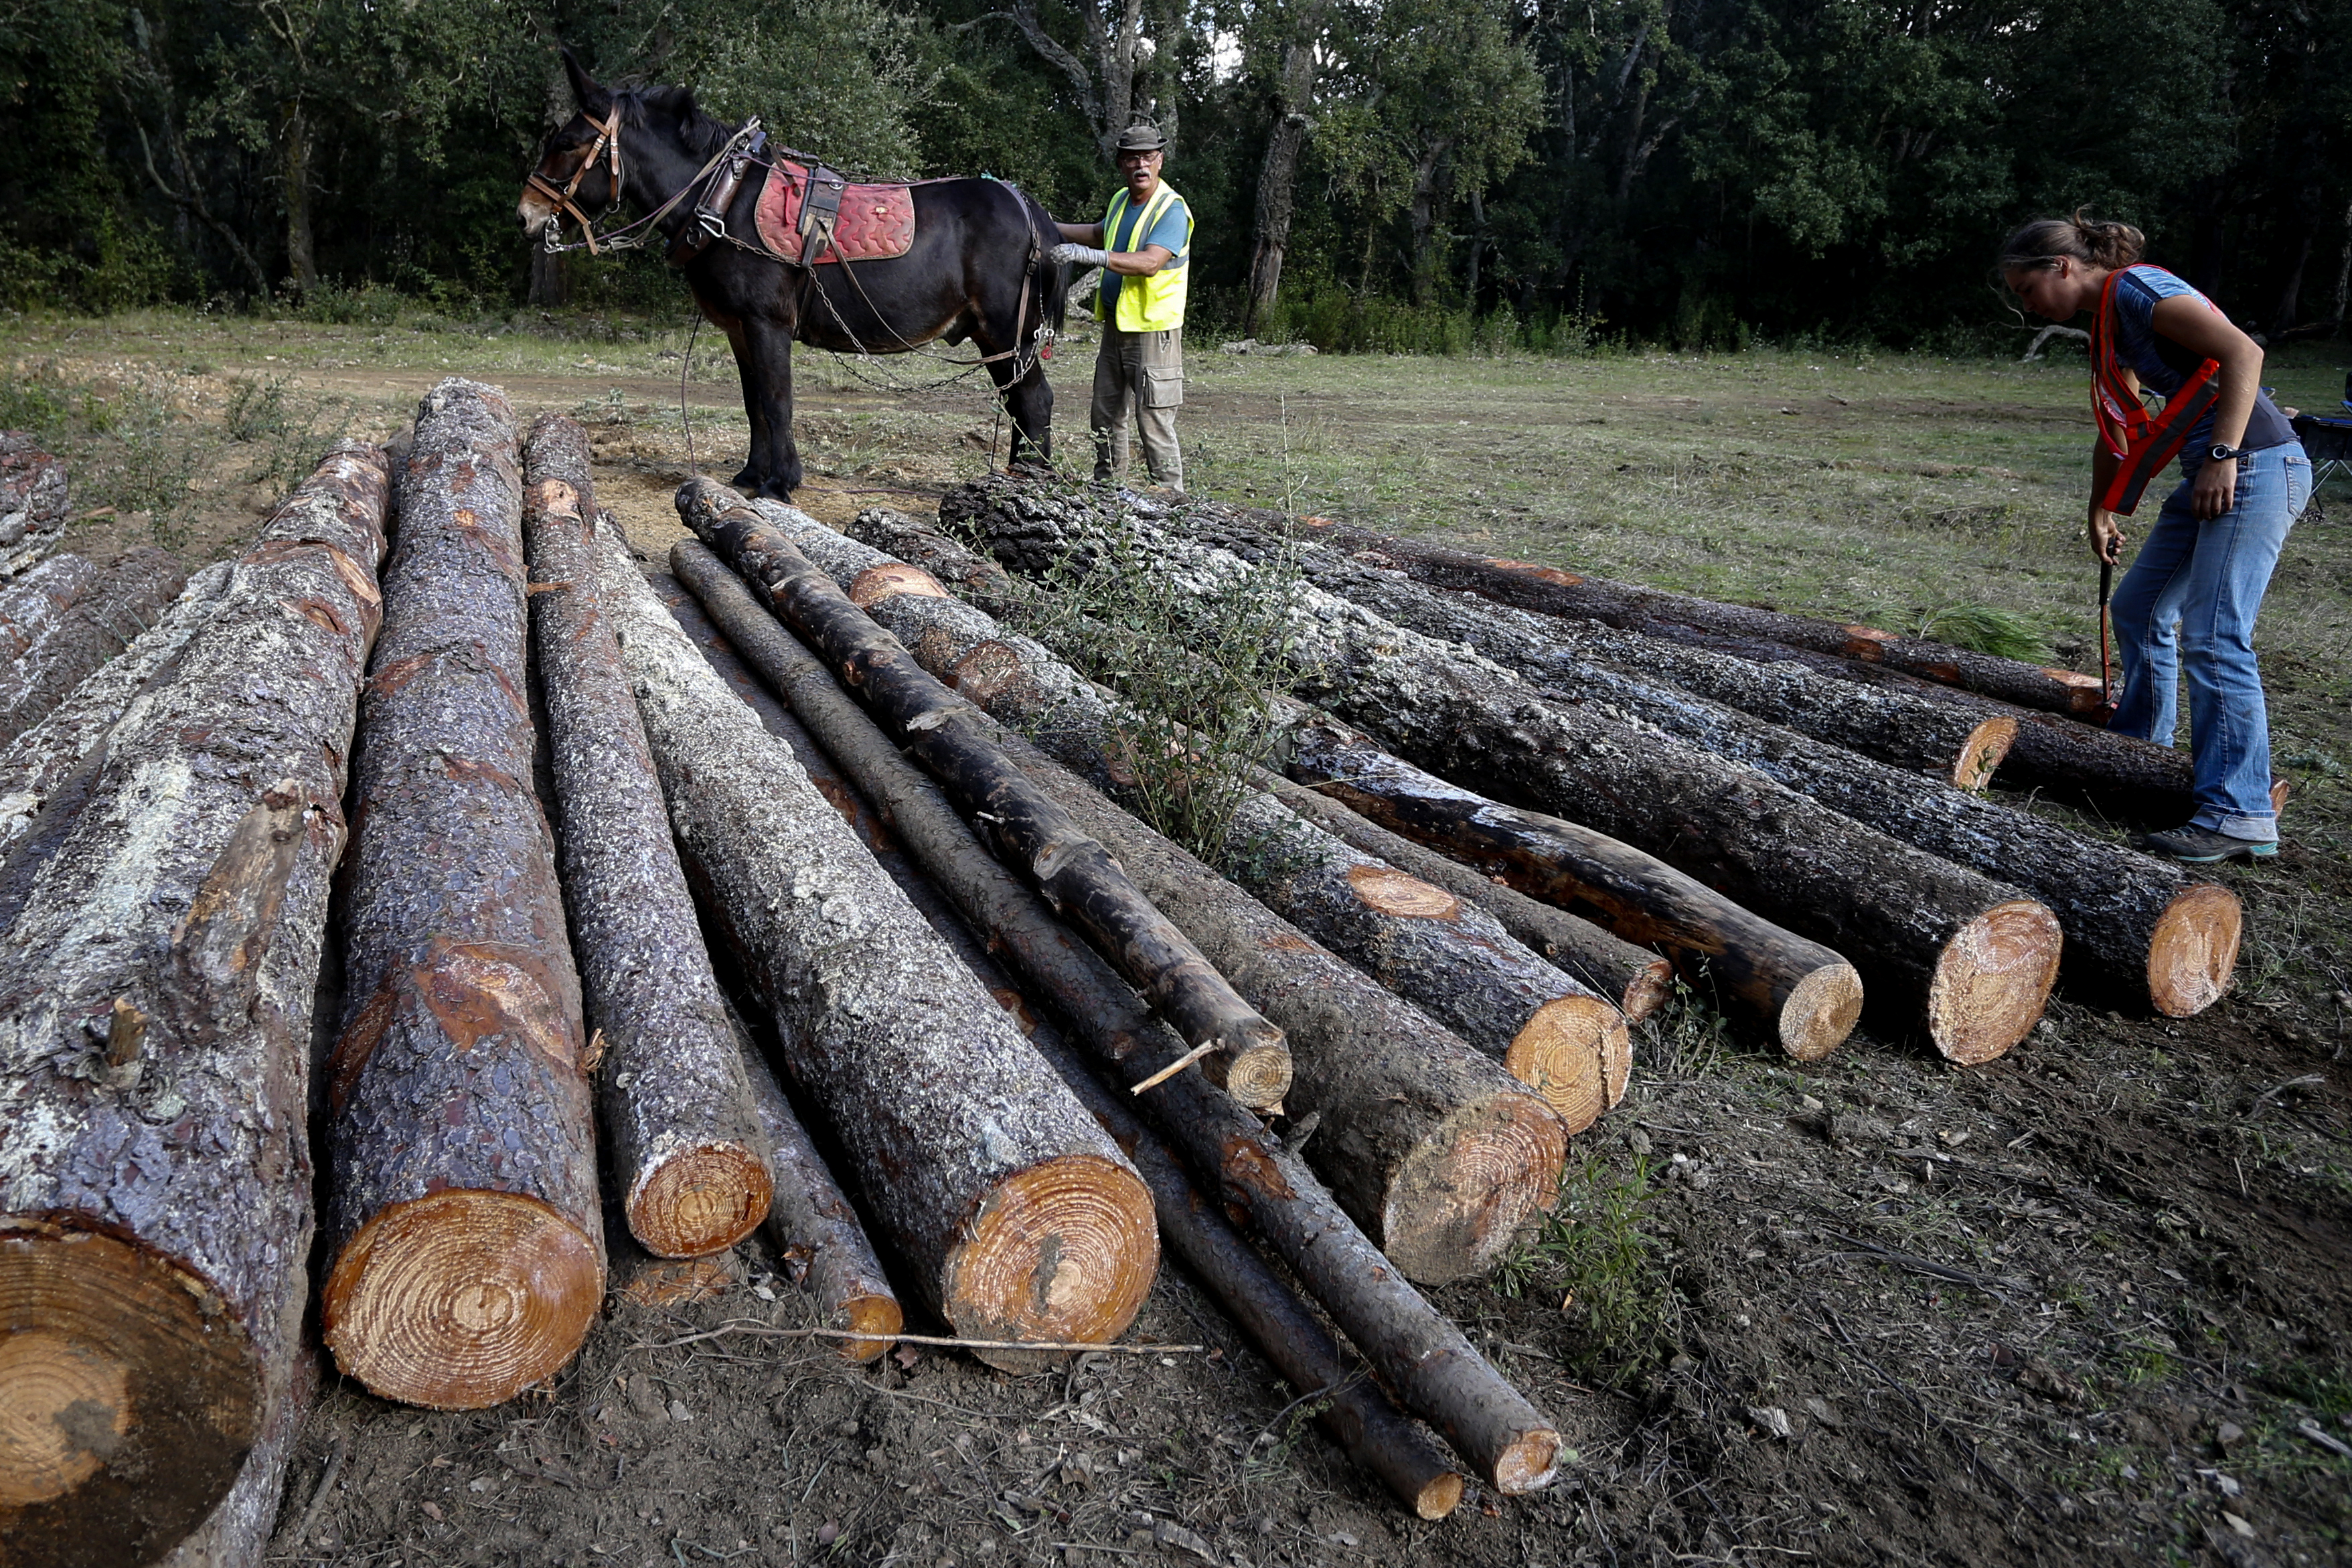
[1492,1425,1565,1496]
[847,562,949,607]
[1955,716,2019,791]
[1502,994,1619,1133]
[2146,882,2243,1018]
[321,1189,603,1410]
[0,1217,258,1565]
[1776,960,1867,1063]
[1618,959,1674,1025]
[1410,1472,1469,1522]
[1208,1026,1297,1111]
[1923,900,2065,1065]
[625,1142,775,1259]
[1599,1012,1634,1109]
[1380,1092,1566,1286]
[940,1154,1158,1372]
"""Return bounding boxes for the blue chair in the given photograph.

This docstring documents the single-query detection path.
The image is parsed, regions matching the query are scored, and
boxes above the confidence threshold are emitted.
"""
[2292,371,2352,493]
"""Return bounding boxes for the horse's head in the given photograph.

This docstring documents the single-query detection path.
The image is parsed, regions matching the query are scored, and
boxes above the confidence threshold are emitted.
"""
[518,50,625,240]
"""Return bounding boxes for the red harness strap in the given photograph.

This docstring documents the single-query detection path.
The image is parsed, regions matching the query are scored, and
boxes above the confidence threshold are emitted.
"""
[2090,269,2220,516]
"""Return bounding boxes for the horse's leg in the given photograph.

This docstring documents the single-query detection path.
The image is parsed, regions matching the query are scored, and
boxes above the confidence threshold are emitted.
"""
[718,317,767,491]
[988,352,1055,474]
[740,316,803,499]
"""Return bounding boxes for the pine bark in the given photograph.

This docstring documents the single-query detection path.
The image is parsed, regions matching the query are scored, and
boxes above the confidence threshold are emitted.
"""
[599,526,1157,1369]
[676,479,1293,1110]
[1172,507,2016,789]
[1281,511,2111,718]
[668,535,1562,1282]
[0,444,388,1567]
[0,547,187,745]
[659,544,1559,1496]
[0,431,70,577]
[0,561,230,855]
[323,382,605,1411]
[0,551,99,656]
[521,420,771,1258]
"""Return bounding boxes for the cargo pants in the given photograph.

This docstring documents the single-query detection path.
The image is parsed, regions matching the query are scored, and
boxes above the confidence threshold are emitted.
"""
[1090,325,1184,491]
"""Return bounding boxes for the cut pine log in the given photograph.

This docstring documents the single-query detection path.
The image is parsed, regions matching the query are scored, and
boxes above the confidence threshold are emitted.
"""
[323,381,605,1411]
[1170,507,2015,789]
[520,418,771,1259]
[0,431,69,576]
[675,478,1293,1111]
[599,526,1157,1369]
[962,485,2066,1063]
[0,562,232,854]
[0,546,188,745]
[157,1345,315,1568]
[0,551,98,657]
[848,505,1670,1033]
[1271,508,2110,718]
[0,443,388,1567]
[661,546,1557,1494]
[667,536,1563,1281]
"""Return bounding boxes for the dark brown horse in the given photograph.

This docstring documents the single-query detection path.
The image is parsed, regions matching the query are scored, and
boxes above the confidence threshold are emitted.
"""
[518,52,1063,499]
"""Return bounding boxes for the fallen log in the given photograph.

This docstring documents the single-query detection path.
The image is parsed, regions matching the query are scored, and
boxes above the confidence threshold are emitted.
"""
[0,551,98,657]
[850,505,1671,1030]
[0,443,388,1566]
[520,418,771,1259]
[675,479,1293,1111]
[0,431,70,577]
[661,548,1558,1493]
[1170,507,2015,789]
[1273,507,2110,718]
[0,546,188,745]
[0,561,232,854]
[323,381,605,1411]
[668,536,1563,1279]
[157,1346,315,1568]
[959,485,2063,1062]
[600,525,1158,1368]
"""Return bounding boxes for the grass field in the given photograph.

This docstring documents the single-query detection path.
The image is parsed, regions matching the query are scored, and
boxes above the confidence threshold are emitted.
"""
[4,307,2348,1567]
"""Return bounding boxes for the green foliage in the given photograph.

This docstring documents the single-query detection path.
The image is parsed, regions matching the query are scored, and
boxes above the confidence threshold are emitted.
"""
[1913,603,2051,662]
[1494,1150,1673,1375]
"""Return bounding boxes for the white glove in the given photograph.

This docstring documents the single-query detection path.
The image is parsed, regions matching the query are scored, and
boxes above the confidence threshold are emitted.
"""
[1049,242,1109,267]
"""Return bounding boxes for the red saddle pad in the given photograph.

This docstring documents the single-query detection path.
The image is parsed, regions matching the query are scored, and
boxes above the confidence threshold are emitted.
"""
[753,161,916,264]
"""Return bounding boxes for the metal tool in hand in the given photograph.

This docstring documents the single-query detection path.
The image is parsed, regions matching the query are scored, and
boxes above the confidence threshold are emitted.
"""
[2098,556,2116,717]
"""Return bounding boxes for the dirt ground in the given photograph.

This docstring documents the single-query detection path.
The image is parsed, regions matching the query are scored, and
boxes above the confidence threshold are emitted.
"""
[3,315,2346,1567]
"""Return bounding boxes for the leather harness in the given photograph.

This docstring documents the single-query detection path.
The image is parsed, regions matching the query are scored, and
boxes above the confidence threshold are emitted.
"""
[524,108,624,254]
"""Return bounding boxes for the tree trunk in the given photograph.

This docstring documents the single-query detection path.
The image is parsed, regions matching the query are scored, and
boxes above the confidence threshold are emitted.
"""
[1244,27,1321,333]
[1291,514,2111,718]
[0,547,187,746]
[828,506,1631,1110]
[665,536,1562,1283]
[1405,139,1453,307]
[0,431,71,577]
[658,545,1558,1496]
[283,102,318,300]
[323,381,605,1411]
[0,561,230,856]
[599,527,1157,1370]
[676,479,1293,1111]
[0,443,388,1567]
[2271,227,2312,339]
[0,552,99,657]
[1251,765,1671,1030]
[520,418,771,1259]
[1178,507,2015,787]
[962,485,2063,1063]
[527,60,572,308]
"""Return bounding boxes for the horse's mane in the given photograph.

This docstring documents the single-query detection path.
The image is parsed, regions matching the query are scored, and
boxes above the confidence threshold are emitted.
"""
[619,85,735,160]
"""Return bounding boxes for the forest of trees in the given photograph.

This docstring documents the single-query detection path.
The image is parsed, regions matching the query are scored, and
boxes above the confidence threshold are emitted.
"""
[2,0,2347,349]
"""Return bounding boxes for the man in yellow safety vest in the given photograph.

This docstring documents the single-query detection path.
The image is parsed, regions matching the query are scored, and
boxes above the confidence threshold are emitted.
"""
[1048,123,1193,491]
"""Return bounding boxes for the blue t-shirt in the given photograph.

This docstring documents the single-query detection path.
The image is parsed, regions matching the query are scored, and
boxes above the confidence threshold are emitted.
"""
[1099,188,1190,319]
[2108,264,2294,455]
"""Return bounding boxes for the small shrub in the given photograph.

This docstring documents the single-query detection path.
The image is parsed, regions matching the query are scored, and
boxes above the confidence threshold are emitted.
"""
[1494,1150,1672,1377]
[1913,603,2050,661]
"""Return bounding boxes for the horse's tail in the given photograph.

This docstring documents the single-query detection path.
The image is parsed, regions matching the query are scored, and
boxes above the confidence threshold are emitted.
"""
[1018,188,1070,335]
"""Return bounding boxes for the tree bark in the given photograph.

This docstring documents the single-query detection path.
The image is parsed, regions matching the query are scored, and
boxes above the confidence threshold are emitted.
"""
[0,547,187,746]
[1288,513,2112,718]
[1245,23,1322,333]
[676,479,1294,1111]
[666,536,1562,1283]
[283,102,318,300]
[0,431,70,578]
[0,552,100,657]
[1175,507,2016,788]
[0,561,230,856]
[527,58,572,308]
[961,484,2063,1063]
[1251,764,1670,1032]
[323,381,604,1411]
[599,528,1157,1370]
[657,547,1558,1496]
[520,418,771,1259]
[0,443,388,1567]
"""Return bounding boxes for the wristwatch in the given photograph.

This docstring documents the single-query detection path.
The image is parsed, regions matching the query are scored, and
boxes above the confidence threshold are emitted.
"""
[2207,443,2256,463]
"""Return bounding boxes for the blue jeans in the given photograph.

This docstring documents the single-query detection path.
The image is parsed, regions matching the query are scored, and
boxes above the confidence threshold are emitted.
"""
[2108,442,2311,839]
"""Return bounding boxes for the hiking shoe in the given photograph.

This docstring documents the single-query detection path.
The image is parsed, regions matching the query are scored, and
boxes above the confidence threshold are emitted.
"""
[2138,825,2278,864]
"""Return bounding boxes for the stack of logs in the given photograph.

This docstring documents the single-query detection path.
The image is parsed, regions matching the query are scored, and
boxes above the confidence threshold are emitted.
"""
[0,392,2252,1567]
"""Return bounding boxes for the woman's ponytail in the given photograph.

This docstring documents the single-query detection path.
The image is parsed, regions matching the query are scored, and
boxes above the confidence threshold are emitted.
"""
[1996,209,2146,274]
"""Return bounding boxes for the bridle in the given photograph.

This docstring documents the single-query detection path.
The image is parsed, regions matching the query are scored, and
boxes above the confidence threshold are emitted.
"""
[525,107,623,254]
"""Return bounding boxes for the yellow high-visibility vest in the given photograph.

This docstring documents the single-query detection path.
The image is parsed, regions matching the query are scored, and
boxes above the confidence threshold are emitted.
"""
[1095,180,1190,332]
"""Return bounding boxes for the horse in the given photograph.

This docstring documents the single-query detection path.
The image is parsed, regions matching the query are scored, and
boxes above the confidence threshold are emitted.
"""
[518,51,1065,500]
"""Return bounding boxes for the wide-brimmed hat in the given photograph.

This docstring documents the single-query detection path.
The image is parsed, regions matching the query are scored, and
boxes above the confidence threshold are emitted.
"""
[1113,124,1168,154]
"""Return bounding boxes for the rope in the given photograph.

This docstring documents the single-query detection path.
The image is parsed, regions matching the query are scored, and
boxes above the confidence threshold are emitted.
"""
[680,314,703,475]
